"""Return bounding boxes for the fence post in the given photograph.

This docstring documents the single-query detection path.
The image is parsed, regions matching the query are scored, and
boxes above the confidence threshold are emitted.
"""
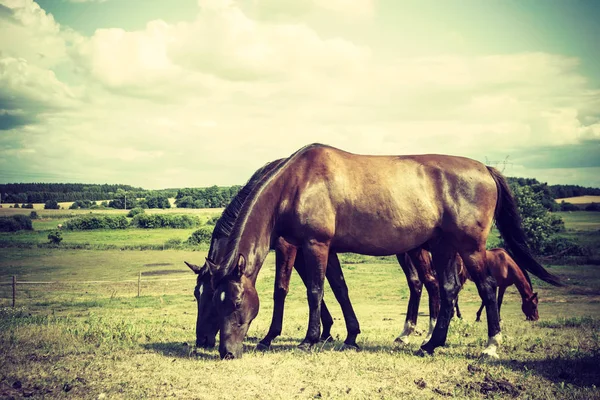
[12,275,16,307]
[138,272,141,297]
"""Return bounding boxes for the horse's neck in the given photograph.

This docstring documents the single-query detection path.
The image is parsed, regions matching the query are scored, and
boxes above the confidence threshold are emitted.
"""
[509,263,534,300]
[237,176,284,280]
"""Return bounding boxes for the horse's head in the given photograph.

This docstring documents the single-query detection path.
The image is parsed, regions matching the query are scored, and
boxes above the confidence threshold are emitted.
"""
[523,292,539,321]
[208,254,259,359]
[185,260,219,348]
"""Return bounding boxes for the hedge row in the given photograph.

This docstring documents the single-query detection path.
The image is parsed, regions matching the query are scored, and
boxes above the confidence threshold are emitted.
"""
[0,215,33,232]
[62,214,200,230]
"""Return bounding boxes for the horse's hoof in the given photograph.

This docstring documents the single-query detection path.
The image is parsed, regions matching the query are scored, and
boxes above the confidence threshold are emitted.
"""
[297,342,314,352]
[417,347,434,357]
[319,335,333,344]
[394,336,410,346]
[340,342,360,351]
[480,348,499,359]
[256,342,271,351]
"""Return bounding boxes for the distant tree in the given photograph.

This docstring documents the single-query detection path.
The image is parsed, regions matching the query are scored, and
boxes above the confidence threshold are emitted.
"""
[44,200,60,209]
[13,203,19,208]
[502,184,565,255]
[29,211,39,219]
[127,207,145,218]
[559,201,580,212]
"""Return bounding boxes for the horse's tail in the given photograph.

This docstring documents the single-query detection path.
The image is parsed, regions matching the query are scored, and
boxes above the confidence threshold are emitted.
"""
[486,166,563,287]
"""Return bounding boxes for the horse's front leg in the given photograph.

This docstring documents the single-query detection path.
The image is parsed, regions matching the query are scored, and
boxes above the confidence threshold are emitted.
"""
[394,253,422,345]
[298,240,329,350]
[257,238,297,350]
[293,251,334,342]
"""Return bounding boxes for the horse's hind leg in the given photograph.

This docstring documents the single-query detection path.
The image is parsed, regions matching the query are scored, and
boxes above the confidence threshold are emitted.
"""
[459,245,501,358]
[420,242,461,355]
[257,239,297,350]
[325,252,361,349]
[394,253,423,345]
[413,248,440,345]
[476,302,485,322]
[497,285,506,322]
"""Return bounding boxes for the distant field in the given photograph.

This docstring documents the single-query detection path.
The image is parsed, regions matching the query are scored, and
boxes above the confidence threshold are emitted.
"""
[555,195,600,205]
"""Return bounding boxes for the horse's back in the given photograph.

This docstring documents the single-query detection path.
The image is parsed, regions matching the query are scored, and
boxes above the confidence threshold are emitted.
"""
[282,144,498,255]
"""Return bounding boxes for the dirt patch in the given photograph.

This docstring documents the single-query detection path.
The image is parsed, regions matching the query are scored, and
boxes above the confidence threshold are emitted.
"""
[142,270,186,276]
[458,375,521,398]
[143,263,174,267]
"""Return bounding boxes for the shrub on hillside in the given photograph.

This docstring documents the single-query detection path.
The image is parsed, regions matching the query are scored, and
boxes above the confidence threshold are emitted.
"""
[206,215,220,226]
[187,227,213,245]
[21,203,34,209]
[559,201,580,212]
[0,215,33,232]
[70,200,94,209]
[48,230,63,245]
[44,200,60,209]
[585,202,600,212]
[127,207,145,218]
[499,185,565,255]
[29,211,39,219]
[130,214,199,229]
[63,215,129,230]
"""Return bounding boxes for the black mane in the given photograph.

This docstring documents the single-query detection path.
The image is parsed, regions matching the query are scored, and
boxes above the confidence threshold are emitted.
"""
[211,159,286,242]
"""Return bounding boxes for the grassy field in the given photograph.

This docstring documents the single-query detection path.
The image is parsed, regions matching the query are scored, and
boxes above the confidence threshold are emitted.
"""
[0,211,599,398]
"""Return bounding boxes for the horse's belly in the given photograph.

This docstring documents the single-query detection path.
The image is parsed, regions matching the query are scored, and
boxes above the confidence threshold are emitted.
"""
[331,220,437,256]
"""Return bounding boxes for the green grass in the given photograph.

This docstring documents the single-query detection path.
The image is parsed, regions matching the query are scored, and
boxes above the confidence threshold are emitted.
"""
[1,248,600,399]
[0,211,599,398]
[556,211,600,231]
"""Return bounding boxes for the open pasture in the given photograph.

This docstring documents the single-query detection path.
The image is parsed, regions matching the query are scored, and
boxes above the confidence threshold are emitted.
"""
[0,211,599,398]
[1,249,600,398]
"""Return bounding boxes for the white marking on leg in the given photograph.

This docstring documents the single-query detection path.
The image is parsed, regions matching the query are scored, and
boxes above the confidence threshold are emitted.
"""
[422,318,436,345]
[395,321,416,345]
[481,332,502,359]
[199,284,204,296]
[220,291,225,302]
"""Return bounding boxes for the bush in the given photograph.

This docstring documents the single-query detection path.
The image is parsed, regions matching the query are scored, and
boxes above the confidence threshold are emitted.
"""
[0,215,33,232]
[499,185,566,255]
[206,215,220,226]
[541,236,588,257]
[63,215,129,230]
[163,238,182,249]
[13,203,19,208]
[70,200,94,209]
[187,227,213,245]
[44,200,60,209]
[21,203,34,209]
[48,230,63,245]
[131,214,199,229]
[559,201,580,211]
[127,207,145,218]
[29,211,39,219]
[585,202,600,212]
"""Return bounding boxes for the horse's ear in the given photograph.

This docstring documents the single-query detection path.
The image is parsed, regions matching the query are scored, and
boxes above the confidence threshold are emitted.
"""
[184,261,203,274]
[205,257,218,276]
[236,254,246,276]
[533,292,538,299]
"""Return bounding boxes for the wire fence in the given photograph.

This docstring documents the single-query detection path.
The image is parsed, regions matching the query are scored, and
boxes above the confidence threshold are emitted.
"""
[0,273,195,307]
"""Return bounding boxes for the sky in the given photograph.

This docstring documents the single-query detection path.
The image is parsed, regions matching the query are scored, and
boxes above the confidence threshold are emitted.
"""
[1,0,599,189]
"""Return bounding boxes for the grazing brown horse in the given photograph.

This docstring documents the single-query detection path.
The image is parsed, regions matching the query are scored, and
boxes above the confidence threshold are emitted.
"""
[453,248,539,322]
[185,159,361,349]
[186,160,441,350]
[208,144,561,359]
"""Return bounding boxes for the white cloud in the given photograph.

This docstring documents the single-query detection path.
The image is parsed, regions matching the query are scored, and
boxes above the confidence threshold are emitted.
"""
[0,0,599,188]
